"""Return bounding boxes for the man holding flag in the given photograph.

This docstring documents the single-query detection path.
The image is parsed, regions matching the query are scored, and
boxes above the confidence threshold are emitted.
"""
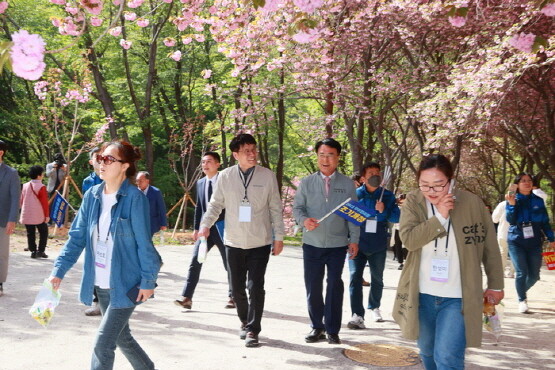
[348,162,400,329]
[293,138,359,345]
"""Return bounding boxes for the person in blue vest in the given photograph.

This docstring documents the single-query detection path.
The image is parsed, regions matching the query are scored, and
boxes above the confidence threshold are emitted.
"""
[348,162,400,329]
[82,147,103,195]
[136,171,168,237]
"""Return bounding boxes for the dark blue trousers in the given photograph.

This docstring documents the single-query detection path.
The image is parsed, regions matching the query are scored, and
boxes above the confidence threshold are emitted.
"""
[181,226,230,299]
[303,243,347,335]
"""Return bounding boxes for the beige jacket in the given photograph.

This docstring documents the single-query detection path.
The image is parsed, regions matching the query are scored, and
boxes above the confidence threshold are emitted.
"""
[200,165,285,249]
[392,189,504,348]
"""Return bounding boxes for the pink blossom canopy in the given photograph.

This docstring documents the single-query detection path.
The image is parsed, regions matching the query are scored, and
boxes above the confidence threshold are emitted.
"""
[10,30,47,81]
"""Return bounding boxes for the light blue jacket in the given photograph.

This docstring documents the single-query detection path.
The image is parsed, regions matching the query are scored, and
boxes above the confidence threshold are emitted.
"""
[52,179,160,308]
[293,171,360,248]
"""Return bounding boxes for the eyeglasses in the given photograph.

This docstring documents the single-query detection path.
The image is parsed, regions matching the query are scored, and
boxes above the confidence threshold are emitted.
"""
[238,149,257,155]
[419,182,449,192]
[96,155,125,165]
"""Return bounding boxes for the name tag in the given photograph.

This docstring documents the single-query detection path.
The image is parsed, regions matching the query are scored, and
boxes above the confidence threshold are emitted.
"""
[430,258,449,282]
[239,202,252,223]
[95,240,108,268]
[522,224,534,239]
[365,218,377,233]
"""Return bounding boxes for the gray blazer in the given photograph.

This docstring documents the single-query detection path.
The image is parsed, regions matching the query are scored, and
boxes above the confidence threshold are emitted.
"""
[0,163,21,227]
[293,171,360,248]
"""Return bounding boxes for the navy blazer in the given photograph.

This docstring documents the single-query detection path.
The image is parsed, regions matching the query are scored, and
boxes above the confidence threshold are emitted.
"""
[145,186,167,235]
[193,176,224,231]
[0,163,21,227]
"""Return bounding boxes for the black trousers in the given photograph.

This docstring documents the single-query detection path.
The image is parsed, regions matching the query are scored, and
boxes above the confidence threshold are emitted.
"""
[226,244,271,335]
[25,223,48,252]
[392,229,407,264]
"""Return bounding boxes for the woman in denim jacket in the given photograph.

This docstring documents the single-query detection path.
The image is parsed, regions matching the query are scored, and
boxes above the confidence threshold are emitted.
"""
[49,141,160,370]
[505,173,555,314]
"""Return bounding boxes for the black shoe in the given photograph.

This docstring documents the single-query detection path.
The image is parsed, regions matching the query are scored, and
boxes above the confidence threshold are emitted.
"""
[398,264,404,270]
[305,328,326,343]
[31,251,38,259]
[37,251,48,258]
[327,333,341,344]
[245,332,259,347]
[239,322,248,340]
[24,248,29,251]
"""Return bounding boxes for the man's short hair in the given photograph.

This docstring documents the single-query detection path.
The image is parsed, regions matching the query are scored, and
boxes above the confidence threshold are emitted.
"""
[137,171,150,180]
[361,162,381,176]
[229,133,257,153]
[89,147,100,159]
[203,151,221,163]
[0,140,7,153]
[29,165,44,179]
[315,138,342,155]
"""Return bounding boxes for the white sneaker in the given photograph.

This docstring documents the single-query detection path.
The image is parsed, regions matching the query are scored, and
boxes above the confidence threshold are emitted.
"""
[347,313,366,329]
[371,308,384,322]
[518,300,529,313]
[504,267,514,278]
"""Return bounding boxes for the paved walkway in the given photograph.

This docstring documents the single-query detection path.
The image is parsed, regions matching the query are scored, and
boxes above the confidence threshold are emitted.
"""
[1,241,554,369]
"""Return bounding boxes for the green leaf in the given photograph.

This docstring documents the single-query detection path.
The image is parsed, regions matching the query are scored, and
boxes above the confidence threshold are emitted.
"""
[536,0,551,9]
[456,7,469,17]
[532,36,549,53]
[0,41,13,75]
[446,6,457,17]
[252,0,266,10]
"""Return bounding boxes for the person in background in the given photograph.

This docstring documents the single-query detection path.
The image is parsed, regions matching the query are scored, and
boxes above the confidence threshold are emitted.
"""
[82,147,102,194]
[136,171,168,238]
[198,133,285,348]
[393,154,503,370]
[506,173,555,314]
[532,174,548,202]
[0,140,21,297]
[350,172,370,287]
[20,165,50,259]
[175,151,234,310]
[491,196,514,278]
[46,153,67,198]
[293,138,359,345]
[348,162,400,330]
[82,147,103,316]
[49,141,160,369]
[391,194,407,270]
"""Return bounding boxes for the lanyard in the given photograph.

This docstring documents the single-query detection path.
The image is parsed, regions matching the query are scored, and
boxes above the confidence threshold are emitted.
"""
[431,205,451,255]
[238,166,255,201]
[96,203,115,243]
[520,195,533,225]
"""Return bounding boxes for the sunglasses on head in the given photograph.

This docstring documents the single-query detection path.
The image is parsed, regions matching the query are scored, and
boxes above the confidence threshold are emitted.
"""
[96,154,124,165]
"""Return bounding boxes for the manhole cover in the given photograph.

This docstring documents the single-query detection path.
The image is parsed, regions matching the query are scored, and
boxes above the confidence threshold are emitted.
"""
[344,343,420,366]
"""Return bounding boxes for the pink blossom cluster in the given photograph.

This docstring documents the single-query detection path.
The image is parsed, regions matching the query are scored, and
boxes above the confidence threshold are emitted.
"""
[541,3,555,16]
[34,81,50,100]
[120,39,132,49]
[10,30,47,81]
[109,27,122,37]
[52,17,83,36]
[0,1,8,14]
[292,28,320,43]
[509,32,536,53]
[293,0,324,13]
[259,0,281,13]
[90,17,103,26]
[170,50,182,61]
[80,0,103,15]
[124,11,137,21]
[163,37,176,46]
[94,120,111,143]
[127,0,144,8]
[50,0,65,4]
[137,18,150,27]
[448,16,466,27]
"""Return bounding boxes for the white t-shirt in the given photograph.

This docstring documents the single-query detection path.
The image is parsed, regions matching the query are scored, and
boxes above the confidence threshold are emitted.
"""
[419,200,462,298]
[93,191,118,289]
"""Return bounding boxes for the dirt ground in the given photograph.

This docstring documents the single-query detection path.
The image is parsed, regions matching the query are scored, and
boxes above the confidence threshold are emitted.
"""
[1,227,554,370]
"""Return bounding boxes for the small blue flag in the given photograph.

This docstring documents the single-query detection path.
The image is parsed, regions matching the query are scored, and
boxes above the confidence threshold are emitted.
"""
[50,192,69,227]
[333,200,375,226]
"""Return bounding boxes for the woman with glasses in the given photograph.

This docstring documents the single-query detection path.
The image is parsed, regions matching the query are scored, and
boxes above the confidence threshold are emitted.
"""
[48,141,160,370]
[505,173,555,314]
[393,154,504,370]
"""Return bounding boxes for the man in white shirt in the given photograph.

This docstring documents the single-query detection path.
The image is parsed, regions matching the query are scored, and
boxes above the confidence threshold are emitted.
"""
[175,152,233,310]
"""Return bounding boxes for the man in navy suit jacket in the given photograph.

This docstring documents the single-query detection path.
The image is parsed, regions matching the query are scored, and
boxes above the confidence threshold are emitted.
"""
[136,171,168,236]
[0,140,21,297]
[175,151,233,310]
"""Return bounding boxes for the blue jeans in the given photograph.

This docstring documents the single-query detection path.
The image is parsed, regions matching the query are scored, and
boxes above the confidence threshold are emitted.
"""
[508,241,543,302]
[349,248,386,317]
[418,293,465,370]
[92,287,154,370]
[181,226,230,299]
[303,244,347,335]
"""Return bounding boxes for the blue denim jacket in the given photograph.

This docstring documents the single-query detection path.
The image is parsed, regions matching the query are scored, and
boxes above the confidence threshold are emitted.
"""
[506,192,555,246]
[52,179,160,308]
[356,185,400,252]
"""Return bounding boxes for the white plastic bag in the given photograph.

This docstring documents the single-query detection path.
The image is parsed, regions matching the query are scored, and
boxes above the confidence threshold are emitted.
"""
[197,236,208,263]
[29,279,62,328]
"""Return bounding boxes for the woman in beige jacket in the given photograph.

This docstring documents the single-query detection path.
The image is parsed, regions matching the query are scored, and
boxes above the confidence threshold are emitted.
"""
[393,154,504,370]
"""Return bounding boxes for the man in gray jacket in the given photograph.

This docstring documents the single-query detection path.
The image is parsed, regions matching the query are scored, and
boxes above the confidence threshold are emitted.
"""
[198,133,285,348]
[293,138,359,345]
[0,140,21,297]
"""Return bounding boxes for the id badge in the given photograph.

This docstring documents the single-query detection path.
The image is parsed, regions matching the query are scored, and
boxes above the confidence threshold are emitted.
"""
[365,218,377,233]
[430,257,449,282]
[522,224,534,239]
[239,201,252,223]
[95,240,108,268]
